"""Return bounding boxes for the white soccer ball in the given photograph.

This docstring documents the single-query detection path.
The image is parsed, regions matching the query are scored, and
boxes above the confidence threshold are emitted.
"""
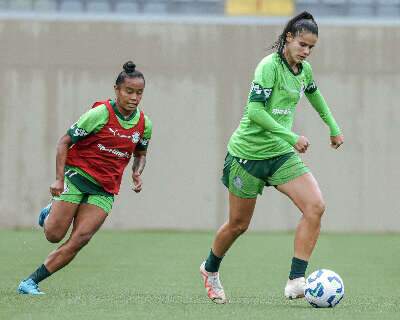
[304,269,345,308]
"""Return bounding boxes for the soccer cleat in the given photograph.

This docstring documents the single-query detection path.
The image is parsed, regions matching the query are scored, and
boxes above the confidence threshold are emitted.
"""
[200,261,227,304]
[17,278,45,295]
[284,277,306,299]
[38,203,52,227]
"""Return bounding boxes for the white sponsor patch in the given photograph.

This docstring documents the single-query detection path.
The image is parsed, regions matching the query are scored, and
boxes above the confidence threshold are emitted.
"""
[97,144,130,158]
[73,127,89,137]
[272,108,291,115]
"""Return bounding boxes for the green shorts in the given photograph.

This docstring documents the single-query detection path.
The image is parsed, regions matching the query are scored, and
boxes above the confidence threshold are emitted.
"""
[53,175,114,214]
[221,152,310,198]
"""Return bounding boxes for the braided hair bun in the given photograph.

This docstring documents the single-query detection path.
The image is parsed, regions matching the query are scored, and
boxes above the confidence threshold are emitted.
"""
[115,60,145,86]
[123,61,136,73]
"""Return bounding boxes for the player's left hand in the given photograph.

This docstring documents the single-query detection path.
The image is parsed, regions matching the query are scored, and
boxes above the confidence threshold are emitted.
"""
[330,134,344,149]
[132,172,142,193]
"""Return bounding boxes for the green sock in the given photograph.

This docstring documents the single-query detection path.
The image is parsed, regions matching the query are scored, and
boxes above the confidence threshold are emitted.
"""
[289,257,308,280]
[28,264,51,284]
[205,249,223,272]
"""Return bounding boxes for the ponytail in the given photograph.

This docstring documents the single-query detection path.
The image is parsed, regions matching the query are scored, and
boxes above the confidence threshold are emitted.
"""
[270,11,318,53]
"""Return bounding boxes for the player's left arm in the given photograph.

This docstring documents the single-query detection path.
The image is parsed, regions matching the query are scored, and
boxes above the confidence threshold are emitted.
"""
[131,115,152,193]
[131,150,147,193]
[304,66,344,149]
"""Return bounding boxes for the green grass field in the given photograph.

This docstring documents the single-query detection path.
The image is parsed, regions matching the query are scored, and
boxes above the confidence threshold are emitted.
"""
[0,230,399,320]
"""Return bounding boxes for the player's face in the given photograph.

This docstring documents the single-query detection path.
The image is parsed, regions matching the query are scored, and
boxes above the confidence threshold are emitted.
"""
[285,31,318,65]
[114,77,145,116]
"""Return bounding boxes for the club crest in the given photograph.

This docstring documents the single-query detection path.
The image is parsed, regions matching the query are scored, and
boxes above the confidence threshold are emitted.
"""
[131,132,141,143]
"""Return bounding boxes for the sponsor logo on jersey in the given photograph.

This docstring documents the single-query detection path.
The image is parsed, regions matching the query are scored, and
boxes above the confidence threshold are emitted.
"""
[250,83,272,99]
[306,81,317,92]
[305,80,318,95]
[71,126,89,138]
[97,143,130,158]
[139,138,149,146]
[109,127,132,139]
[300,81,306,98]
[109,128,141,144]
[272,108,292,115]
[264,88,272,98]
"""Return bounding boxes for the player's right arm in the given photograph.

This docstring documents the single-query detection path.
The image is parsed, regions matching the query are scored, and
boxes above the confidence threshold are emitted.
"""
[50,134,73,197]
[247,59,309,153]
[50,105,108,196]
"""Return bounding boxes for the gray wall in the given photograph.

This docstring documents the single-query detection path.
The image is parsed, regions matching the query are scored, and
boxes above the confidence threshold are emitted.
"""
[0,16,399,231]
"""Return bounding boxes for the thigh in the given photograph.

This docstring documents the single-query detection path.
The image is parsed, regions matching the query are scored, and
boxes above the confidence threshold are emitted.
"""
[275,172,324,214]
[45,201,79,236]
[46,176,84,234]
[69,203,108,242]
[84,194,114,215]
[228,191,257,225]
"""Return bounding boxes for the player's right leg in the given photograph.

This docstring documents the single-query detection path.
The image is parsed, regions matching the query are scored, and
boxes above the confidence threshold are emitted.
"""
[201,153,259,304]
[44,200,80,243]
[38,203,52,227]
[201,192,256,304]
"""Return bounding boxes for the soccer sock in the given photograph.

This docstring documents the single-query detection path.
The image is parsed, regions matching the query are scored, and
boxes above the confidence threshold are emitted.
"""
[289,257,308,280]
[205,249,223,273]
[28,264,51,284]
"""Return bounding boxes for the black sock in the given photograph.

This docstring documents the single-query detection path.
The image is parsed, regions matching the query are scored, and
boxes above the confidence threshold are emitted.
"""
[205,249,223,272]
[28,264,51,284]
[289,257,308,280]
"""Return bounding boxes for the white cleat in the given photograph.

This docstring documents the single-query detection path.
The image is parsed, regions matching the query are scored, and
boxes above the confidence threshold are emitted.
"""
[200,261,227,304]
[284,277,306,299]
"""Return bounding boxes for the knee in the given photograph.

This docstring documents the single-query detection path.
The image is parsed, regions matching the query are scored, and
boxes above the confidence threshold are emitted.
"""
[67,233,93,252]
[228,220,250,236]
[44,229,64,243]
[304,199,326,221]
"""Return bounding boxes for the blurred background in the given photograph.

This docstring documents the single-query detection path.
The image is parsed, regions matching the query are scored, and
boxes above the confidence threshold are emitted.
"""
[0,0,400,17]
[0,0,399,232]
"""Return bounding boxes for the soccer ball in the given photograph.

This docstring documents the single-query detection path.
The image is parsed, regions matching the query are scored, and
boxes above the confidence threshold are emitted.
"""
[304,269,344,308]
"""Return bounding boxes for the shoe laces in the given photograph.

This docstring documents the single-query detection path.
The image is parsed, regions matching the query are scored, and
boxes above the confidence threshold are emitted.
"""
[27,279,40,291]
[207,273,224,293]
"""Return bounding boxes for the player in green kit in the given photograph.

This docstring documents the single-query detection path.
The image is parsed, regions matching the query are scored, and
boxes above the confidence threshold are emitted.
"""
[200,12,344,304]
[17,61,152,295]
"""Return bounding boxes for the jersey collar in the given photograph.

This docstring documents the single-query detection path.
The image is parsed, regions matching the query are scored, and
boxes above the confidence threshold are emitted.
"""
[110,99,138,121]
[278,51,303,76]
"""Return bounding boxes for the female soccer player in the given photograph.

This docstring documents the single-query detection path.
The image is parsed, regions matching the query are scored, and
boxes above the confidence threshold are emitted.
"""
[200,12,344,304]
[18,61,152,295]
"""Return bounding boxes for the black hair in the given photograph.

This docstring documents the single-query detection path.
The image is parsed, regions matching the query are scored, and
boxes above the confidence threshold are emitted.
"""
[270,11,318,53]
[115,61,145,86]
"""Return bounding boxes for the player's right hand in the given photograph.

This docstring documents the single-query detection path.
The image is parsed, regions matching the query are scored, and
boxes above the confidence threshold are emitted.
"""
[50,179,64,197]
[294,136,310,153]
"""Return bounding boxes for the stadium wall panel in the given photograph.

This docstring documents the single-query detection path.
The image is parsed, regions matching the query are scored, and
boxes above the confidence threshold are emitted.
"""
[0,17,399,231]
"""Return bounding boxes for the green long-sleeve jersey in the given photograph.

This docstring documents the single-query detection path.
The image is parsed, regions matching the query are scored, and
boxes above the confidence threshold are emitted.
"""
[228,52,341,160]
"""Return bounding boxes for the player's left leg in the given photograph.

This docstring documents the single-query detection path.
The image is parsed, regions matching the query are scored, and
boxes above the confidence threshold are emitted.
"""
[276,172,325,299]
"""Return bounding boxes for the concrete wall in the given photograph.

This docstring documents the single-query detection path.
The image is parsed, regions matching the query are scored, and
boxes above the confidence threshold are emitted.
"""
[0,16,399,231]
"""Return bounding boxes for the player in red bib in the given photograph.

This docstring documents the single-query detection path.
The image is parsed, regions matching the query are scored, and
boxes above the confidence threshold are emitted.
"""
[18,61,152,295]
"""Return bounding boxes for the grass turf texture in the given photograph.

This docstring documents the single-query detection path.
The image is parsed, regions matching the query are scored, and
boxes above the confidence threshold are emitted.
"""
[0,230,399,320]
